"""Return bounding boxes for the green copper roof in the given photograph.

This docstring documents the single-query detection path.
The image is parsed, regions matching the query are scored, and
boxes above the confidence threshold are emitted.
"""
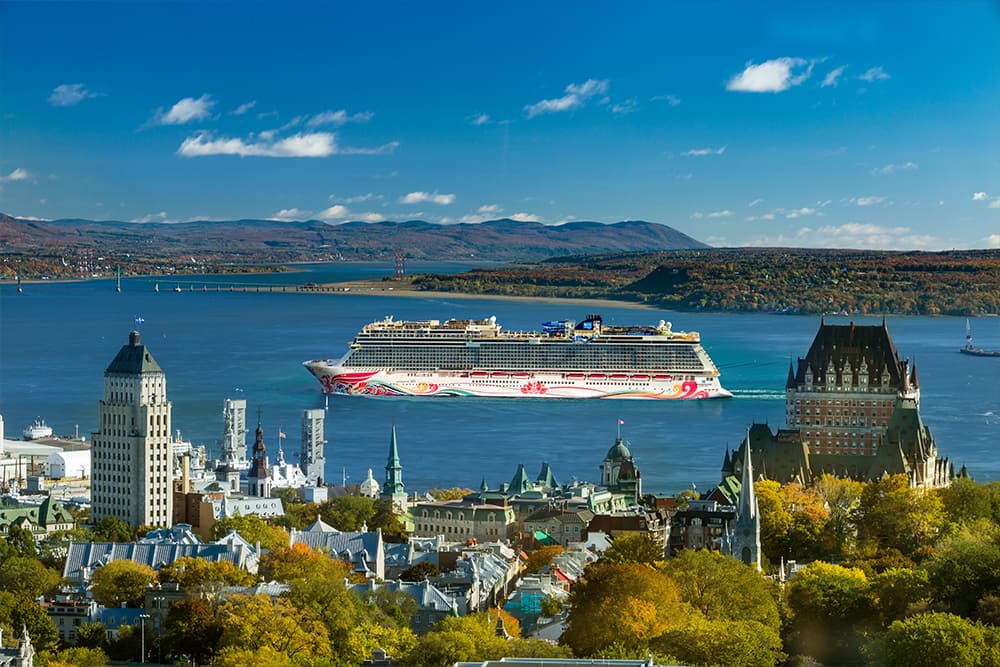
[105,330,163,374]
[605,437,631,462]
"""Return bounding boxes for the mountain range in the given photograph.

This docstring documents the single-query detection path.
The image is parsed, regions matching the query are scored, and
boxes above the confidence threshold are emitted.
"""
[0,214,708,263]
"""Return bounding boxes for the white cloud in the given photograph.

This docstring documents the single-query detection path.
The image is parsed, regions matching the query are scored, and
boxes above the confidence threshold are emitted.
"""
[748,198,764,207]
[785,207,818,219]
[177,132,398,158]
[611,99,638,114]
[156,95,215,125]
[49,83,100,106]
[306,109,374,127]
[318,204,350,220]
[972,192,988,201]
[990,200,1000,209]
[726,57,812,93]
[852,196,889,206]
[330,193,377,204]
[873,162,918,175]
[478,204,502,214]
[651,94,682,106]
[459,205,504,224]
[524,78,609,118]
[707,210,732,218]
[232,101,257,115]
[270,208,310,221]
[744,213,776,222]
[400,191,455,205]
[357,212,385,222]
[986,235,1000,248]
[469,113,492,126]
[859,66,890,82]
[0,167,32,184]
[683,146,727,157]
[821,66,846,88]
[131,211,168,223]
[509,212,542,222]
[794,222,935,250]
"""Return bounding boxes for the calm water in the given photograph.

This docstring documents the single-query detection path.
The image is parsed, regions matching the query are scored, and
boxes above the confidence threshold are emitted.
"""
[1,262,998,495]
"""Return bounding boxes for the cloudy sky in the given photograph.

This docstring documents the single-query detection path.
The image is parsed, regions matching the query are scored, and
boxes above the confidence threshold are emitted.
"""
[2,1,999,249]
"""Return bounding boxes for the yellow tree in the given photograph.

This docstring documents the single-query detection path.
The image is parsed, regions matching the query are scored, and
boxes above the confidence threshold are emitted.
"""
[561,563,688,657]
[217,593,331,664]
[157,556,256,588]
[90,560,157,608]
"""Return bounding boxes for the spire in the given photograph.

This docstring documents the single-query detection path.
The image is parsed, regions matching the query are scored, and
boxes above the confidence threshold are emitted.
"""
[248,417,270,483]
[382,425,405,499]
[786,360,796,389]
[738,434,757,521]
[910,360,919,388]
[721,448,733,476]
[509,463,531,495]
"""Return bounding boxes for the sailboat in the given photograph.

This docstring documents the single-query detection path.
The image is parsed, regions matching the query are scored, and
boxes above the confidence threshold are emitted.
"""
[960,319,1000,357]
[16,266,22,294]
[154,282,159,293]
[115,266,121,293]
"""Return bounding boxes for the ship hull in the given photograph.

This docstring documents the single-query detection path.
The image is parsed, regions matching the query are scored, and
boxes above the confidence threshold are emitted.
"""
[303,363,732,399]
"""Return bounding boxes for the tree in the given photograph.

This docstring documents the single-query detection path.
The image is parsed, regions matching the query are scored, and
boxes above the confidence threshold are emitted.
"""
[561,563,688,657]
[855,474,945,561]
[404,613,508,667]
[656,616,785,667]
[540,595,563,617]
[345,621,417,665]
[921,524,1000,617]
[90,516,134,542]
[523,545,564,574]
[869,567,931,628]
[5,525,38,559]
[362,587,418,629]
[321,495,376,531]
[211,513,289,552]
[659,549,780,627]
[428,488,475,501]
[0,556,63,598]
[164,597,223,666]
[878,612,999,667]
[90,560,157,608]
[75,622,109,650]
[937,477,997,526]
[45,646,109,667]
[0,591,60,653]
[157,556,256,588]
[217,593,331,663]
[601,533,664,565]
[785,561,872,665]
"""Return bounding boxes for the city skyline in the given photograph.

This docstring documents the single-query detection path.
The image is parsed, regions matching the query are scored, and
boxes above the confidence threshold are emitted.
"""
[2,1,999,250]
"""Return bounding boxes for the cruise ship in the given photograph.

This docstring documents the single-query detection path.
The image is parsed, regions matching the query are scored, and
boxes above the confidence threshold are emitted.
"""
[303,314,731,399]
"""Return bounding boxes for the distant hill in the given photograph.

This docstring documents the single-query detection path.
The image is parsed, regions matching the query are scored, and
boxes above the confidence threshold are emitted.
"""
[0,214,709,263]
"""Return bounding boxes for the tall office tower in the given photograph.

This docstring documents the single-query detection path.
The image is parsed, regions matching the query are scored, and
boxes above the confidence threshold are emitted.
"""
[300,408,326,486]
[91,331,173,528]
[220,398,247,468]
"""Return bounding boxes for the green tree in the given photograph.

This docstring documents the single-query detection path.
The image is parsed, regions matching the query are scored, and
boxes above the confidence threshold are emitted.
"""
[561,563,688,657]
[321,495,375,531]
[878,612,999,667]
[75,622,109,650]
[212,513,289,552]
[345,621,417,665]
[540,595,563,617]
[869,567,931,628]
[90,516,134,542]
[46,646,109,667]
[524,545,564,574]
[404,613,508,667]
[6,524,37,558]
[785,561,872,665]
[855,474,945,560]
[921,524,1000,617]
[601,533,664,565]
[362,587,419,629]
[656,616,785,667]
[0,591,60,653]
[90,560,157,608]
[0,555,63,597]
[660,549,780,627]
[164,597,223,666]
[937,477,997,526]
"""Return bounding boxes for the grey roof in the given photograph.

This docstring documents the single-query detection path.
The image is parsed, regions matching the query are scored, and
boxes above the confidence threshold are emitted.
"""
[352,579,457,614]
[63,533,260,583]
[288,525,384,578]
[105,330,163,375]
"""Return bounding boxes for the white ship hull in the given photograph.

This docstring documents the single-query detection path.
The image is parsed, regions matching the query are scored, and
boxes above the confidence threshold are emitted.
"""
[304,363,732,400]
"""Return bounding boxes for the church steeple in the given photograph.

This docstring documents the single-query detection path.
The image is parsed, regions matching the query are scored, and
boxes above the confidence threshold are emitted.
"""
[382,425,406,507]
[247,416,271,497]
[732,434,761,571]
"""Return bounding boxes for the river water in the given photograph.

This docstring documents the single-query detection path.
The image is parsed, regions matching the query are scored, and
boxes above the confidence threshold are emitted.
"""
[1,262,997,495]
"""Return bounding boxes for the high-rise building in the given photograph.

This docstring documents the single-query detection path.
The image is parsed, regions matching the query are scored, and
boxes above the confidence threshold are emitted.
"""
[91,331,173,528]
[220,398,247,469]
[300,408,325,486]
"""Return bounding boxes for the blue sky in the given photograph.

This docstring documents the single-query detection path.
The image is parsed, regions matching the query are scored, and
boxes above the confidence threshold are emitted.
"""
[2,1,999,249]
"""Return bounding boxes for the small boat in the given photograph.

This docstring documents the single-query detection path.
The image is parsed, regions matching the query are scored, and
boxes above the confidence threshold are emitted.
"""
[653,374,673,381]
[610,374,629,380]
[174,284,182,292]
[631,374,650,381]
[23,418,54,440]
[961,319,1000,357]
[471,371,489,378]
[512,373,530,379]
[154,282,160,293]
[588,373,607,380]
[491,372,509,378]
[567,373,586,380]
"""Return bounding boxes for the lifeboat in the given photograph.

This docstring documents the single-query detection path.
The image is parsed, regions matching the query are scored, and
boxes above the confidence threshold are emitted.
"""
[631,374,650,381]
[491,372,508,378]
[567,373,586,379]
[653,374,672,381]
[610,374,628,380]
[512,373,530,379]
[588,373,606,380]
[471,371,489,378]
